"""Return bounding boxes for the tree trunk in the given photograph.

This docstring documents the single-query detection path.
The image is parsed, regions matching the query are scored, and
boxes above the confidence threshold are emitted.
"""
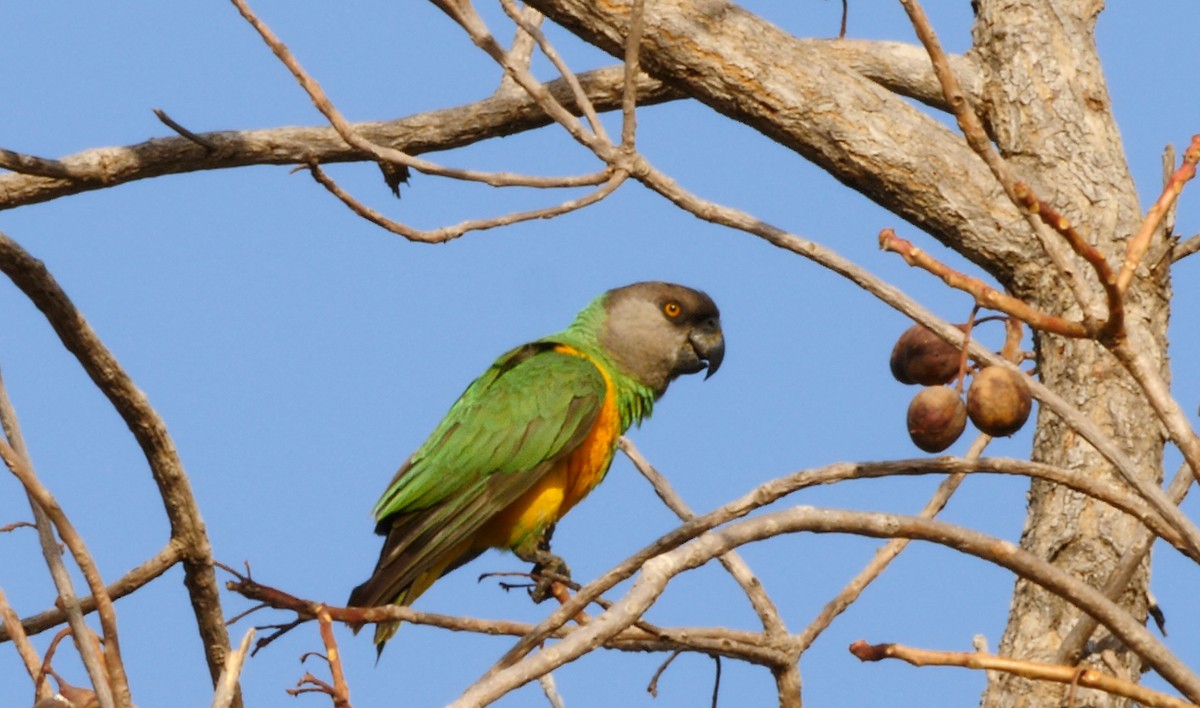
[972,2,1168,705]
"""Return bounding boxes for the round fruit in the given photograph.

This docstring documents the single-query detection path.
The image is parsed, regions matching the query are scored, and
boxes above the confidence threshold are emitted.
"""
[907,386,967,453]
[967,366,1032,437]
[890,324,962,386]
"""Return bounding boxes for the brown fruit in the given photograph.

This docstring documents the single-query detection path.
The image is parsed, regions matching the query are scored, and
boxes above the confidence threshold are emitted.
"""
[890,324,962,386]
[907,386,967,452]
[967,366,1032,437]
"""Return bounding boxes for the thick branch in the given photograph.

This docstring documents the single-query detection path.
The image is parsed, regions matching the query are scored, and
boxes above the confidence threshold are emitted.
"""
[0,66,678,210]
[524,0,1036,287]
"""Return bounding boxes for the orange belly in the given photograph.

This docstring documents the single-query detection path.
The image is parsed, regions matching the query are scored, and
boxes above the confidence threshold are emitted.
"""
[474,345,620,551]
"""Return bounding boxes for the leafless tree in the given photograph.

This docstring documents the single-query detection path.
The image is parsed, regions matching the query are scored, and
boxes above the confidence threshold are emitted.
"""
[1,1,1198,707]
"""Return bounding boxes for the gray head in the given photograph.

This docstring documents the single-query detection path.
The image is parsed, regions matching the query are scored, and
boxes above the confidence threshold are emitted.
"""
[598,281,724,394]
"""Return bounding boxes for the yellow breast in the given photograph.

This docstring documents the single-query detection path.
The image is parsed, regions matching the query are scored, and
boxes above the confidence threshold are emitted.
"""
[475,345,620,551]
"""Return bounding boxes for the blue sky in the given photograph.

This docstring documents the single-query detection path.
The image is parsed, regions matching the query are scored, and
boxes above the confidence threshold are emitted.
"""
[2,3,1199,706]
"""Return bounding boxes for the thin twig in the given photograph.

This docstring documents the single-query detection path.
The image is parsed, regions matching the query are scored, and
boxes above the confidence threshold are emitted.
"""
[307,161,626,243]
[795,433,992,654]
[879,229,1089,337]
[0,365,118,708]
[315,607,352,708]
[0,148,89,181]
[212,628,256,708]
[231,0,603,188]
[850,640,1196,708]
[0,586,51,703]
[498,0,609,143]
[0,437,129,706]
[620,0,647,149]
[1116,134,1200,293]
[619,437,789,638]
[0,230,232,699]
[153,109,218,152]
[4,541,183,641]
[897,0,1099,321]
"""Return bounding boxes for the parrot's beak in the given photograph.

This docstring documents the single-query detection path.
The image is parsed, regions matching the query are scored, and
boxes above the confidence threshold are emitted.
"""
[690,321,725,380]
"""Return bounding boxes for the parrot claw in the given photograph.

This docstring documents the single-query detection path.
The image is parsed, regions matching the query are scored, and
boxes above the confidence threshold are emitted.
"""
[517,527,572,603]
[529,554,571,604]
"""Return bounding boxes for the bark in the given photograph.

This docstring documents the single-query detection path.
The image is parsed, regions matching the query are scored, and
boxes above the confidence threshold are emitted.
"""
[971,3,1167,706]
[519,1,1167,706]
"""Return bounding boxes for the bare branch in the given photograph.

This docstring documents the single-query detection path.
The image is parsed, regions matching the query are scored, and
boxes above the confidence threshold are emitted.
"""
[0,586,51,703]
[0,230,232,696]
[796,433,991,654]
[850,640,1197,708]
[1117,134,1200,293]
[0,437,130,707]
[457,507,1200,705]
[4,541,183,641]
[618,437,789,638]
[307,162,626,243]
[212,628,256,708]
[0,366,119,708]
[0,66,678,210]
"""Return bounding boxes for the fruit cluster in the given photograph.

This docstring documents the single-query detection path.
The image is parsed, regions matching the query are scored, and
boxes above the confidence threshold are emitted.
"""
[890,323,1032,452]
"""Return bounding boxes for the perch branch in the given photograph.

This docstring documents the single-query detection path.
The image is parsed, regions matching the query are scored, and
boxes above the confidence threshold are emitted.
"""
[458,507,1200,705]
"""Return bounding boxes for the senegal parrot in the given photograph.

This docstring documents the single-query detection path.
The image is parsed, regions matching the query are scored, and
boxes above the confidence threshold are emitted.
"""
[348,281,724,651]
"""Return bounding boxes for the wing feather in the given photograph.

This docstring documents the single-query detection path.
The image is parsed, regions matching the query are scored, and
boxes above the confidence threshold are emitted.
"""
[350,342,606,607]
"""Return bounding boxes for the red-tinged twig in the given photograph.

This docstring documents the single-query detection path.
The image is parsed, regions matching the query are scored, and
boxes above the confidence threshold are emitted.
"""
[307,161,625,243]
[999,316,1025,363]
[1117,134,1200,293]
[0,437,129,707]
[34,626,77,702]
[0,520,34,533]
[954,305,980,392]
[1012,182,1124,340]
[849,640,1196,708]
[314,607,352,708]
[879,229,1089,338]
[897,0,1098,318]
[0,586,51,703]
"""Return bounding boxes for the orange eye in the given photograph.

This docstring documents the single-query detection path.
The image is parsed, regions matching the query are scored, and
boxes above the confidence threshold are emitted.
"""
[663,302,681,318]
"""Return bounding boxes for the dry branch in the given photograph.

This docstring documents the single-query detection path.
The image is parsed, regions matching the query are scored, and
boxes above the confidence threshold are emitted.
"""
[850,640,1197,708]
[0,66,678,210]
[458,507,1200,705]
[0,231,233,698]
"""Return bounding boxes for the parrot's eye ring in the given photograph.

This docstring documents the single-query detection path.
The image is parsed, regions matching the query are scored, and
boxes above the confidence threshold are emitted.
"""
[663,302,681,318]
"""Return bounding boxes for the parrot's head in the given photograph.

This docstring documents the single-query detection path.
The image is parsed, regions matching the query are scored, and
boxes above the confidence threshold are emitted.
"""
[598,281,724,394]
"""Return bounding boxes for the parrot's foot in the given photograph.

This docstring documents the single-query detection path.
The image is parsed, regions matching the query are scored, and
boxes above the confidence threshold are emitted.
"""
[516,526,571,603]
[529,553,571,604]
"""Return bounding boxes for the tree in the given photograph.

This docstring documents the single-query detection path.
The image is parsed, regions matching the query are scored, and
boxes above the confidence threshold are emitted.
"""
[1,1,1197,706]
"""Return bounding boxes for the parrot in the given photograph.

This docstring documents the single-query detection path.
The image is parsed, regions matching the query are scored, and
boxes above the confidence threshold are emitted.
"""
[348,281,725,652]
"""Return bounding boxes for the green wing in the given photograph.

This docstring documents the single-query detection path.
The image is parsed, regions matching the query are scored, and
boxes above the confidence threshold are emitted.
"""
[350,342,606,608]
